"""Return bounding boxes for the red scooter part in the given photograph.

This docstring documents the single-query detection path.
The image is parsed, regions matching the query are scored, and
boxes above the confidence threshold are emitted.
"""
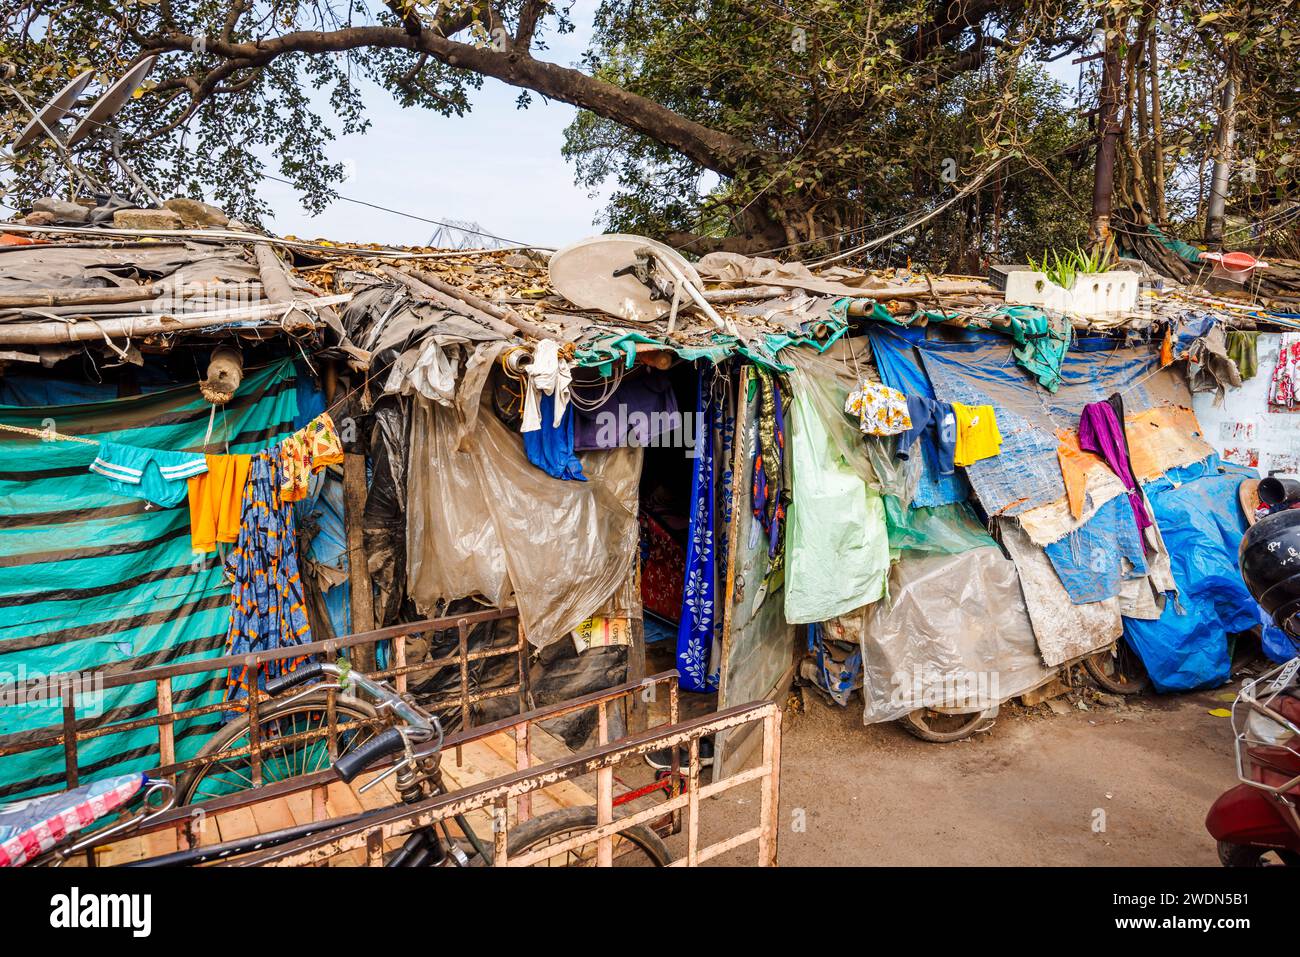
[1206,689,1300,866]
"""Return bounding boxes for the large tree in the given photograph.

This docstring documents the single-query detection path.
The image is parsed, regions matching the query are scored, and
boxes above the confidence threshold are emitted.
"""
[0,0,1294,261]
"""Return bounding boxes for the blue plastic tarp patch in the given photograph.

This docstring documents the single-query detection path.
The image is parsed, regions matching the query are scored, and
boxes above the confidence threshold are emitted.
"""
[1122,456,1259,692]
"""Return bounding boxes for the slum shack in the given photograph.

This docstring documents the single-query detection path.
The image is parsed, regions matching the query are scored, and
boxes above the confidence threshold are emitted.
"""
[1,208,1297,803]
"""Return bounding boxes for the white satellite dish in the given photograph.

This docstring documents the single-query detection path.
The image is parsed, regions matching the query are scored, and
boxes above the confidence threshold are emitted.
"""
[10,69,94,152]
[549,234,709,324]
[66,56,155,148]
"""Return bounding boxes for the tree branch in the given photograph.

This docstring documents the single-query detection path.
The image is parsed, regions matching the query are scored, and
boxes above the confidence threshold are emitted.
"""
[142,24,752,174]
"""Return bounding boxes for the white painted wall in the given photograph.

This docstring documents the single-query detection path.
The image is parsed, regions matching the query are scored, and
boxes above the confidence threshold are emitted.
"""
[1192,333,1300,478]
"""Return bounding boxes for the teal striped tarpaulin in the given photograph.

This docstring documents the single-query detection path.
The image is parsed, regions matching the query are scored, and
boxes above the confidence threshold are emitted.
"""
[0,359,301,799]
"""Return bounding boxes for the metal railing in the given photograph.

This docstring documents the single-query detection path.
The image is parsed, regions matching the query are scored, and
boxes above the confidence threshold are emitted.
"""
[227,697,782,868]
[0,608,526,794]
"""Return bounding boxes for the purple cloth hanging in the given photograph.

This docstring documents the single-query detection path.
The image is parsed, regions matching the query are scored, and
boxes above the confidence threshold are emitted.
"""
[573,369,680,451]
[1077,399,1152,533]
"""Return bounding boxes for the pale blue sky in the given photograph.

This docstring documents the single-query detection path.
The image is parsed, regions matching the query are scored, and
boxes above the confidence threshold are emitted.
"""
[260,1,610,248]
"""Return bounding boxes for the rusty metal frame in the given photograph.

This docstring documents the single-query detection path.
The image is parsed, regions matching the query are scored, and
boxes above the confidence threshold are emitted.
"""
[226,698,781,868]
[61,669,685,859]
[0,608,527,794]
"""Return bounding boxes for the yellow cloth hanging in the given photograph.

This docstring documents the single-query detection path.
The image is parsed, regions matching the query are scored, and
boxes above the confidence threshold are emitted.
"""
[951,402,1002,467]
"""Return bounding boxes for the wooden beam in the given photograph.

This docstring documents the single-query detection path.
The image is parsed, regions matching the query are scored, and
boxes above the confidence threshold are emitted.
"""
[343,451,377,673]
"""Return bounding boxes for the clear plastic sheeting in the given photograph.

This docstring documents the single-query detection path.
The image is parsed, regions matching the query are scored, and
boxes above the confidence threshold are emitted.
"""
[407,394,642,647]
[883,499,996,556]
[785,344,920,504]
[784,355,890,624]
[856,547,1053,723]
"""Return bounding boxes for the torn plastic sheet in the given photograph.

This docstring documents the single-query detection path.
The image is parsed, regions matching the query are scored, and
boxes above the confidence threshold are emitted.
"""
[854,547,1052,724]
[406,393,642,647]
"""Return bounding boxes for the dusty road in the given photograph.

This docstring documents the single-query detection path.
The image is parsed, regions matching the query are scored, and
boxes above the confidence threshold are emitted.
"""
[673,680,1243,866]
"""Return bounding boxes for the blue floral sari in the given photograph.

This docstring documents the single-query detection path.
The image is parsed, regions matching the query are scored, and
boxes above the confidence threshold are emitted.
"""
[677,366,735,692]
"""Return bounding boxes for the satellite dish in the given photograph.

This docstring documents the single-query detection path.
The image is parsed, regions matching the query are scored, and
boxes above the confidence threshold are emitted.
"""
[10,69,94,152]
[66,56,155,148]
[549,234,705,324]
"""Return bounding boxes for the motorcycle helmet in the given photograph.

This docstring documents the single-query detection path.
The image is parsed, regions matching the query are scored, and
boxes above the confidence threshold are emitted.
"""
[1240,506,1300,637]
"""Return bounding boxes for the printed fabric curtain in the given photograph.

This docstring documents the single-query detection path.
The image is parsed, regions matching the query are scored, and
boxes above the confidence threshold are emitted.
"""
[676,365,736,692]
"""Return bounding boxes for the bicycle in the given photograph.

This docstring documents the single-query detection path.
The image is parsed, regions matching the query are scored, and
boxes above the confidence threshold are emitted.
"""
[4,660,672,867]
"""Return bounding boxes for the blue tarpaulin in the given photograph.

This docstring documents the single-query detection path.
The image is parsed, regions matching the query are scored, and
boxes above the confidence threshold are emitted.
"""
[1122,456,1259,692]
[866,327,970,508]
[917,336,1175,516]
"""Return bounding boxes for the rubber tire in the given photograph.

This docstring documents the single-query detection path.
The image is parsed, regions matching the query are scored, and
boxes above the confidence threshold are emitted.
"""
[177,692,380,806]
[1082,643,1151,695]
[1217,840,1300,867]
[899,707,996,743]
[505,806,673,866]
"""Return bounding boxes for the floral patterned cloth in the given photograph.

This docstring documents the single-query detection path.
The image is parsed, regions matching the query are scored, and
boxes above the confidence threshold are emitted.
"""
[1268,334,1300,409]
[752,367,790,575]
[279,412,345,503]
[676,366,735,692]
[224,448,312,702]
[844,381,912,436]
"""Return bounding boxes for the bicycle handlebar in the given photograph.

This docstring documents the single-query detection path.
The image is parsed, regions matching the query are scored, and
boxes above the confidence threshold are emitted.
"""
[265,662,324,696]
[334,728,408,783]
[264,659,441,783]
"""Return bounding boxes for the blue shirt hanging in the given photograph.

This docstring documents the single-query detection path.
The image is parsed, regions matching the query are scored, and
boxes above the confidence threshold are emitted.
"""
[522,393,587,482]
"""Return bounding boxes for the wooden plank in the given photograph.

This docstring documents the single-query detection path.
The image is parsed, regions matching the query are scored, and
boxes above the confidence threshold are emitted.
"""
[283,789,315,827]
[476,731,591,812]
[343,452,376,673]
[249,796,298,837]
[324,780,365,819]
[213,805,259,844]
[139,824,179,859]
[95,833,147,866]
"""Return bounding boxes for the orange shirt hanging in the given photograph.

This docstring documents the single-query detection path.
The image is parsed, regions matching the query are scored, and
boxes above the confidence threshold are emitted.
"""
[187,453,253,553]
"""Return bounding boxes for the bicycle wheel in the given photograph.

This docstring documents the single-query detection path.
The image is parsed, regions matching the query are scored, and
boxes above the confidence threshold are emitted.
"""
[505,806,673,867]
[1082,642,1150,695]
[177,694,382,805]
[899,707,996,743]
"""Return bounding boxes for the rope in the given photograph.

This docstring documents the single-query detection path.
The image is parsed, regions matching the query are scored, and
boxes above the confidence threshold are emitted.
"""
[0,421,100,445]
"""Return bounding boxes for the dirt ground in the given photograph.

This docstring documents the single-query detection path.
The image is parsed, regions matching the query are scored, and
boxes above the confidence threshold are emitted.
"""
[664,676,1250,866]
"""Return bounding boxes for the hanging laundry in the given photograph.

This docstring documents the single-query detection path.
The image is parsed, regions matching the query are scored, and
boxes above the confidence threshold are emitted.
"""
[951,402,1002,467]
[187,453,253,553]
[843,381,912,436]
[1268,333,1300,409]
[522,392,587,481]
[279,412,345,503]
[520,339,573,433]
[573,367,679,450]
[89,442,208,507]
[677,368,735,692]
[896,394,957,476]
[224,448,313,702]
[1077,394,1152,533]
[752,369,790,572]
[1224,330,1259,382]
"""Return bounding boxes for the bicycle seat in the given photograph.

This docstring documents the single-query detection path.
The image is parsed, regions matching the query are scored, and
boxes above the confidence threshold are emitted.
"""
[0,772,145,867]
